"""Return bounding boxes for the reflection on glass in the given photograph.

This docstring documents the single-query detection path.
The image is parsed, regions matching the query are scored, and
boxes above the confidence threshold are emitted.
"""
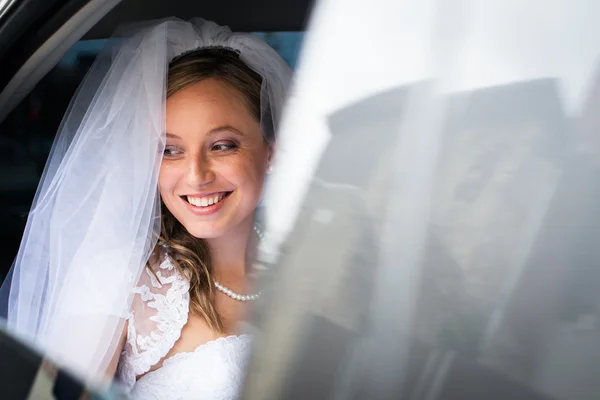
[244,1,600,400]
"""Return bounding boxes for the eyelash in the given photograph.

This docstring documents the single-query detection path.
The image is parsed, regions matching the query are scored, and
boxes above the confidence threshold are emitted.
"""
[163,146,182,157]
[211,142,238,152]
[163,142,238,157]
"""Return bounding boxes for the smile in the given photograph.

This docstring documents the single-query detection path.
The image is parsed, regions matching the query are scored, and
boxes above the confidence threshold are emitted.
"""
[185,192,230,208]
[181,191,233,216]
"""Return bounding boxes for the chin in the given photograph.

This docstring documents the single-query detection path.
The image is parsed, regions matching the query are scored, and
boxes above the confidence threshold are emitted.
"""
[178,220,228,239]
[186,227,227,239]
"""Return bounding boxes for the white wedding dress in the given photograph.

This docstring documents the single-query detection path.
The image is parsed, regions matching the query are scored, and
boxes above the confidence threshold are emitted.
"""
[117,247,252,399]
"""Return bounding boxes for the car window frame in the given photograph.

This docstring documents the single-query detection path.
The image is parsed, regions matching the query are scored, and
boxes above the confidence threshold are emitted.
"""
[0,0,121,124]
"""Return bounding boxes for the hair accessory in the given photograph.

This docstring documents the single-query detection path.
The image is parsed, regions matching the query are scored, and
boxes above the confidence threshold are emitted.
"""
[170,45,241,65]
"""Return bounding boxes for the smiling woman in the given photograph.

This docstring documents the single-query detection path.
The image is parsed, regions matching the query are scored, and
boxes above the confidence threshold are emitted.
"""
[1,18,292,400]
[157,49,273,336]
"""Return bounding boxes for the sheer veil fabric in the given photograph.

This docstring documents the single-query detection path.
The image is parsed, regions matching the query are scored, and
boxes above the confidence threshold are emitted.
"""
[0,18,291,384]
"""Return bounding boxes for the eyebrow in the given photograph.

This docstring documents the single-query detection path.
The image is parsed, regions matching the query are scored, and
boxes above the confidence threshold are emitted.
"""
[166,125,244,139]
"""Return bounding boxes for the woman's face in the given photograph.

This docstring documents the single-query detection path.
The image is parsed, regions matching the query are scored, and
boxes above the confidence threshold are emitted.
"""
[160,78,271,239]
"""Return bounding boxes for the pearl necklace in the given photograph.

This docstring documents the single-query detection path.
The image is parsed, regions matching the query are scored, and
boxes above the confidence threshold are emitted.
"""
[213,225,263,302]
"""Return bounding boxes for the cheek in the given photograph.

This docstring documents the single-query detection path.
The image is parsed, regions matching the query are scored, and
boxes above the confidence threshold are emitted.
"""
[227,155,267,187]
[158,166,179,197]
[238,165,268,201]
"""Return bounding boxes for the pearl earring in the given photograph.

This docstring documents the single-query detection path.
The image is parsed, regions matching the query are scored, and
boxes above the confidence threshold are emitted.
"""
[267,165,273,173]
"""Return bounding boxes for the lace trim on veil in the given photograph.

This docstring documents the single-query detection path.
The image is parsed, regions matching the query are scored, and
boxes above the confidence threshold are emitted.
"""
[117,249,190,390]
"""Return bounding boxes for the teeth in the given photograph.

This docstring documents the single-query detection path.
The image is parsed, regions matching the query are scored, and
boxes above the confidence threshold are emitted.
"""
[186,193,226,208]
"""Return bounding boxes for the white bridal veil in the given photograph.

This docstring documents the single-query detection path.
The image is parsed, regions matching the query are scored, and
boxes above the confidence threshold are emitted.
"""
[0,18,291,384]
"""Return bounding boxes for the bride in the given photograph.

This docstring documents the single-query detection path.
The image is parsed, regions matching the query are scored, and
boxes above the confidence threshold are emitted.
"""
[1,18,291,399]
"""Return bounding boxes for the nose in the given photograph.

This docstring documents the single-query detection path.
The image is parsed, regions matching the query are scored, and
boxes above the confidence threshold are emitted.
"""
[187,151,215,187]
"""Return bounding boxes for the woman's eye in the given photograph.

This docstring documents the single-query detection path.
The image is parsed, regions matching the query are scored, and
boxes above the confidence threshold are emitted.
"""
[211,142,237,152]
[163,146,182,157]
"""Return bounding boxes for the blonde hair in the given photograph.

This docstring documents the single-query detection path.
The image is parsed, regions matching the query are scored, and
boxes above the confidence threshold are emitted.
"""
[158,48,264,332]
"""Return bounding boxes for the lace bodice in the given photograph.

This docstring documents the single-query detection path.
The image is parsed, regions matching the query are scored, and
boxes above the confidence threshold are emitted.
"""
[117,250,252,399]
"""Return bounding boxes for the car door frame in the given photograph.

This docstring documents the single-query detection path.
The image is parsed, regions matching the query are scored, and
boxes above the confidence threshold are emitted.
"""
[0,0,122,122]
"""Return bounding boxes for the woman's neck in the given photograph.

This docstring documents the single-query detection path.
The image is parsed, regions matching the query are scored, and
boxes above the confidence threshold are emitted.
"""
[205,216,257,280]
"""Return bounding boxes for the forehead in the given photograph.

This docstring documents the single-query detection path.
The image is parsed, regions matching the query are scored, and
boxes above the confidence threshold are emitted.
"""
[165,79,258,134]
